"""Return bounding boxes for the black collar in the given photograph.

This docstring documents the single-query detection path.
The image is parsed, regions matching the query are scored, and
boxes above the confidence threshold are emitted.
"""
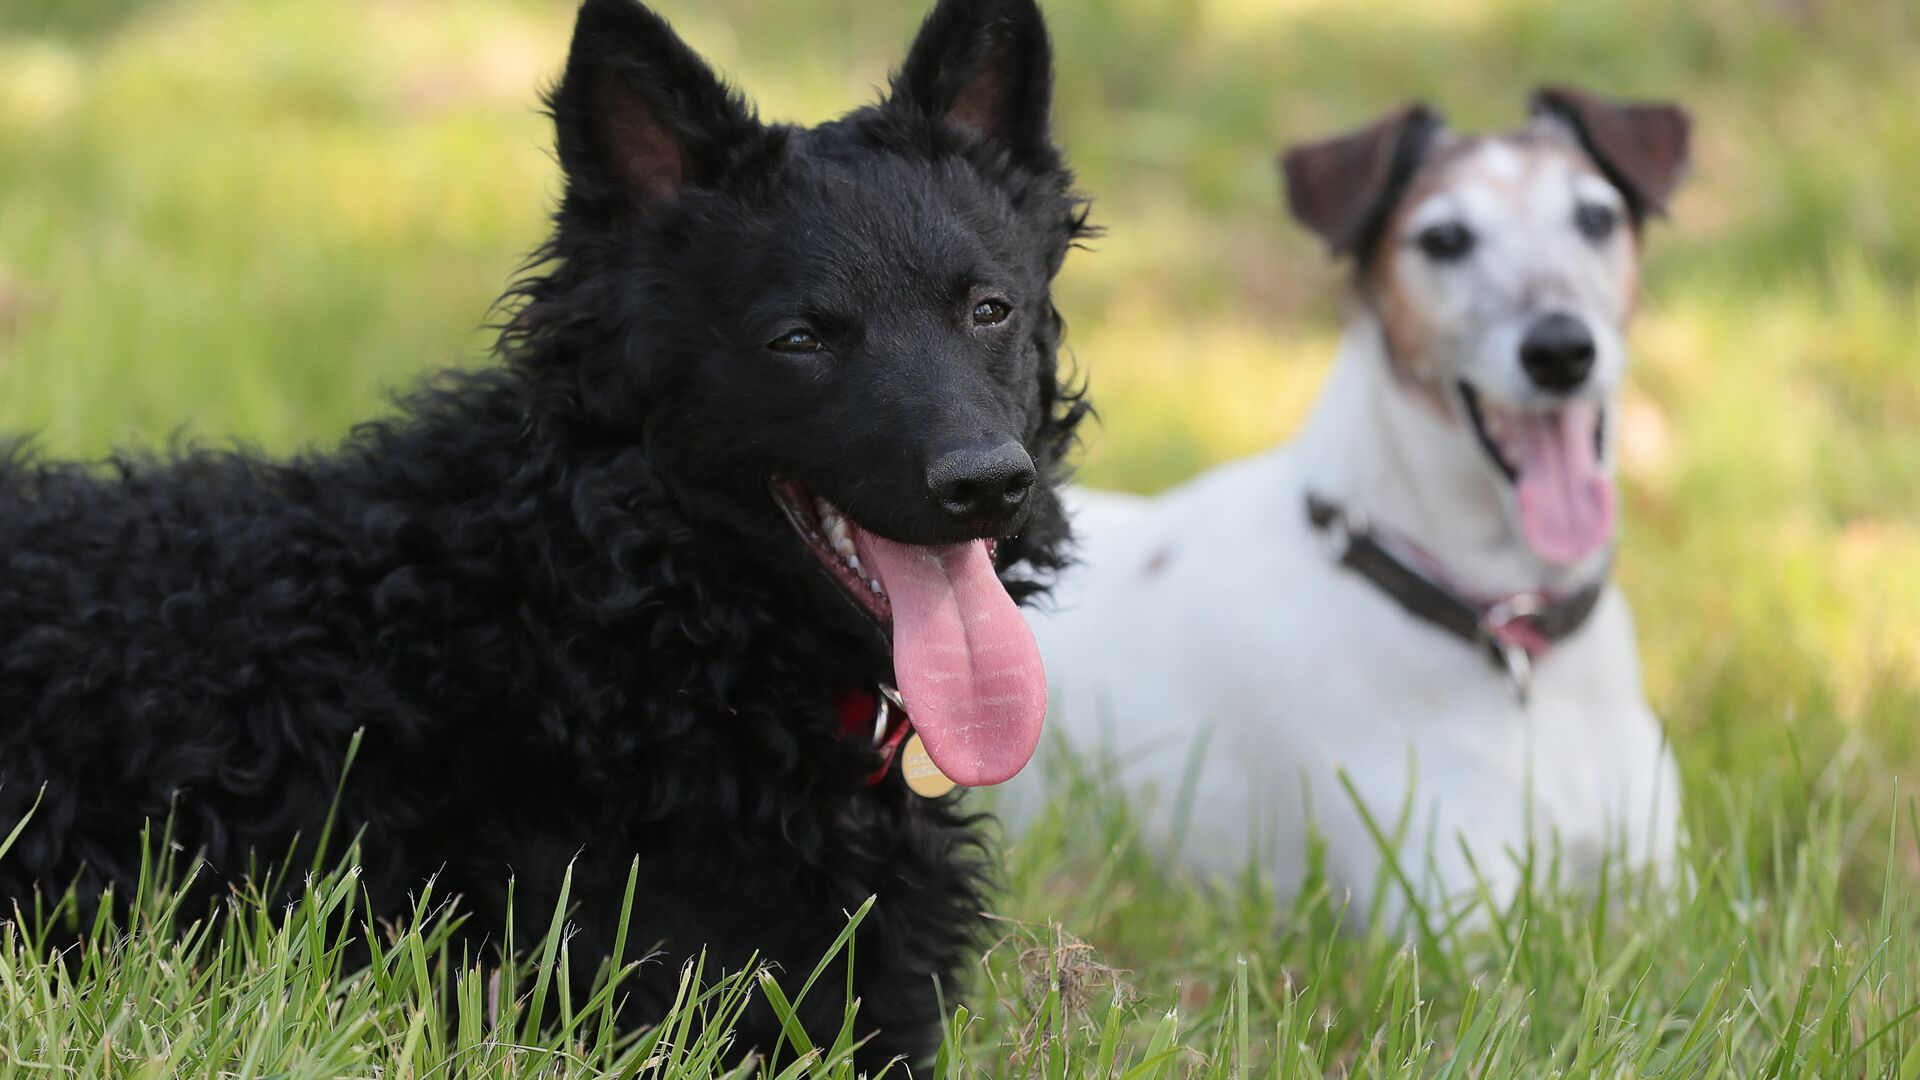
[1305,494,1608,702]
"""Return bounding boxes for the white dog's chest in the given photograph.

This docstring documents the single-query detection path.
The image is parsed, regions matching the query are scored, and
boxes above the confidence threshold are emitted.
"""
[1026,449,1680,927]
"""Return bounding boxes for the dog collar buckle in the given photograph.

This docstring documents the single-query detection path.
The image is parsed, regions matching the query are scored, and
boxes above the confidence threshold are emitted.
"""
[1480,594,1546,705]
[1489,638,1534,705]
[835,683,914,787]
[872,683,908,747]
[1314,501,1367,561]
[1482,592,1547,630]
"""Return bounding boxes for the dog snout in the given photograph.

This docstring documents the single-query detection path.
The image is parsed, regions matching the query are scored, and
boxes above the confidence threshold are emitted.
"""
[926,440,1036,531]
[1519,313,1597,393]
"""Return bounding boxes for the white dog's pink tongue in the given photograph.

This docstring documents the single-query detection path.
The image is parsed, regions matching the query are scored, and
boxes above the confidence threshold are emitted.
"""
[1510,402,1615,566]
[851,532,1046,787]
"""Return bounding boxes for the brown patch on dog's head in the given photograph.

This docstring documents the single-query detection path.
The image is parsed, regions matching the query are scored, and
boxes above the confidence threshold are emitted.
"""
[1361,137,1472,401]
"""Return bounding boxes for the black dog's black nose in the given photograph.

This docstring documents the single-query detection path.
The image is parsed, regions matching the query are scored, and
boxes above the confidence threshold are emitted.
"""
[1520,313,1597,392]
[927,441,1036,528]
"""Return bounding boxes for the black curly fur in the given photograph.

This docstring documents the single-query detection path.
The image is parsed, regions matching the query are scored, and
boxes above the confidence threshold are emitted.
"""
[0,0,1090,1066]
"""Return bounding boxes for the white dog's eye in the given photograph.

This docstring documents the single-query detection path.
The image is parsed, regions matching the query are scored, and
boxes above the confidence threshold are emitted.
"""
[1575,202,1618,242]
[1415,221,1476,262]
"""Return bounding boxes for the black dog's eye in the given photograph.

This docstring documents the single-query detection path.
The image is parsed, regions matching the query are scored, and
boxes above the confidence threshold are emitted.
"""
[1575,202,1618,242]
[767,329,826,355]
[971,299,1012,327]
[1416,222,1476,262]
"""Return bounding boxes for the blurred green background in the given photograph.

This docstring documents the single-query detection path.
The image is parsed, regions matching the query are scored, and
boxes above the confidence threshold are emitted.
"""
[1,0,1915,894]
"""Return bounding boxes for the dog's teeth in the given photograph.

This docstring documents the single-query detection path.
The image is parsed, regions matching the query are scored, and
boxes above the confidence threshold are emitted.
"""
[828,518,855,559]
[814,496,834,521]
[868,579,883,595]
[846,553,864,575]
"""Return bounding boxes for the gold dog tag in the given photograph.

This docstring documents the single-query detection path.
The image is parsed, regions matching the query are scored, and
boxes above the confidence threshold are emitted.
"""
[900,733,957,798]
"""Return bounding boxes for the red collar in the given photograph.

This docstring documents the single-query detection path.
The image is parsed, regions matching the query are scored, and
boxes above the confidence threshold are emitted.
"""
[835,686,913,786]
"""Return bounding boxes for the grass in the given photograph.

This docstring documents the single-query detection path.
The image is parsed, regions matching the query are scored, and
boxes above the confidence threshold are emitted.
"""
[1,0,1918,1073]
[4,767,1916,1074]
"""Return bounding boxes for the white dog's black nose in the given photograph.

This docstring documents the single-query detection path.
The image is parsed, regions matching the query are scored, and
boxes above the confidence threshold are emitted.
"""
[1520,313,1597,392]
[928,440,1036,528]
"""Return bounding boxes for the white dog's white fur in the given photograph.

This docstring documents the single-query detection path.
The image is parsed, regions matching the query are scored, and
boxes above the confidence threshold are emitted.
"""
[1021,93,1691,930]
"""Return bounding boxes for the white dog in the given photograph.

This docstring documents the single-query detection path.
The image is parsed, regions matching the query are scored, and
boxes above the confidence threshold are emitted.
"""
[1026,88,1691,929]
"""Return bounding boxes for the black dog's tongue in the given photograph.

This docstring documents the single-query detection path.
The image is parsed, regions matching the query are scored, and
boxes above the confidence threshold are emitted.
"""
[850,532,1047,787]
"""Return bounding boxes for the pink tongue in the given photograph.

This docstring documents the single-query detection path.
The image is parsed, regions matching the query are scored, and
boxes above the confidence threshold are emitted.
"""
[850,532,1046,787]
[1509,402,1616,566]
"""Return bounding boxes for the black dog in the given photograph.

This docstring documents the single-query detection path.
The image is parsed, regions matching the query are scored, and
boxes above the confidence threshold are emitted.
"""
[0,0,1088,1065]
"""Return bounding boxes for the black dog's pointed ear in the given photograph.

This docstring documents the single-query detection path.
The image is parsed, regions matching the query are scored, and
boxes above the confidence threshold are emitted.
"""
[1281,104,1444,259]
[1531,85,1691,223]
[549,0,760,223]
[890,0,1059,169]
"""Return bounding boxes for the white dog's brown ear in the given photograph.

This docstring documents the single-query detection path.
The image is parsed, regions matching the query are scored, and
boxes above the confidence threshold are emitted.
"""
[1281,104,1444,259]
[1531,86,1691,222]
